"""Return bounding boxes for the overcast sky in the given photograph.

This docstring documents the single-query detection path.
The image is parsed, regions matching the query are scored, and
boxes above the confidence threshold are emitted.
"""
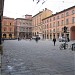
[3,0,75,18]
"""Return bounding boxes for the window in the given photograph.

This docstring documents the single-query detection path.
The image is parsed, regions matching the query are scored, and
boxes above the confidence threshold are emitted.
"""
[61,14,64,18]
[4,21,7,25]
[47,19,48,23]
[50,29,52,33]
[72,10,75,14]
[72,17,75,24]
[26,23,28,25]
[66,12,69,16]
[66,19,69,25]
[23,22,25,24]
[57,16,59,19]
[61,20,64,25]
[4,27,7,31]
[20,27,24,31]
[53,22,55,27]
[57,21,60,26]
[47,30,48,34]
[53,17,55,20]
[53,29,55,32]
[10,23,11,25]
[47,24,48,28]
[50,18,52,22]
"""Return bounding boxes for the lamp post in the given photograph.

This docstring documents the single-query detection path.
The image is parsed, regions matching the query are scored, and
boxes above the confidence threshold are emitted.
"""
[63,26,67,49]
[62,1,67,49]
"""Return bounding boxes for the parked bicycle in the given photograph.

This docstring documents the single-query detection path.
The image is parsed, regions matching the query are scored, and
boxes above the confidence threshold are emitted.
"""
[59,43,68,50]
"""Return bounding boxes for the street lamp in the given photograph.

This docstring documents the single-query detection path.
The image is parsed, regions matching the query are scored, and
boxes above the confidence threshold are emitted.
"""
[62,1,67,49]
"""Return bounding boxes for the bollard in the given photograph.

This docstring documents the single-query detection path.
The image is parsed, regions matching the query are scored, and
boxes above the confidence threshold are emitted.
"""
[72,43,75,51]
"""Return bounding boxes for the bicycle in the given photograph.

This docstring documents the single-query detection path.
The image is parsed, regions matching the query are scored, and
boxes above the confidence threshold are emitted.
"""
[59,43,68,50]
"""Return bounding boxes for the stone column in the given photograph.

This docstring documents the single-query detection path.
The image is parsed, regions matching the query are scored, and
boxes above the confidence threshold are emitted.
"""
[0,16,2,45]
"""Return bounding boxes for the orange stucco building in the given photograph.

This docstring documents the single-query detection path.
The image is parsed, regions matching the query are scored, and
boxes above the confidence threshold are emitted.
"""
[2,16,15,39]
[42,6,75,40]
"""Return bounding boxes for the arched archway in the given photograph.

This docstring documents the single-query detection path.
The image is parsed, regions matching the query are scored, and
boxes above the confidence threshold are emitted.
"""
[9,34,12,39]
[70,26,75,40]
[3,34,6,38]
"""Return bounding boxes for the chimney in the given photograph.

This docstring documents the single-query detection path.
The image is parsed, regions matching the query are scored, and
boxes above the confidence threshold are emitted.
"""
[45,8,47,10]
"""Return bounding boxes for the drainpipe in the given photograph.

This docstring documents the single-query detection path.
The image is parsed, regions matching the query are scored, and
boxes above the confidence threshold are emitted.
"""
[0,16,2,45]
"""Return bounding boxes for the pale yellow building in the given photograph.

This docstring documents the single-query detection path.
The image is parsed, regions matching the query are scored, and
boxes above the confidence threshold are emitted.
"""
[32,8,52,39]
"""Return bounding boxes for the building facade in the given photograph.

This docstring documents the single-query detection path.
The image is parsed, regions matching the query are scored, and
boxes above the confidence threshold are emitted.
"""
[2,16,15,39]
[15,15,32,39]
[32,8,52,39]
[42,6,75,40]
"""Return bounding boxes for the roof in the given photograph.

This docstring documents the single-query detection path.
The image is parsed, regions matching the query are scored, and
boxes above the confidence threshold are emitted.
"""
[15,18,32,21]
[32,11,43,18]
[42,5,75,20]
[3,16,14,20]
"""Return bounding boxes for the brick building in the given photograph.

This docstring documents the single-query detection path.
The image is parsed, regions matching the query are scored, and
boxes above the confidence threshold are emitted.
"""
[2,16,15,39]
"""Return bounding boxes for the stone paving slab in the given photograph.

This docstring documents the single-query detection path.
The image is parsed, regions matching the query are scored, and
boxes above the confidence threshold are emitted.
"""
[1,40,75,75]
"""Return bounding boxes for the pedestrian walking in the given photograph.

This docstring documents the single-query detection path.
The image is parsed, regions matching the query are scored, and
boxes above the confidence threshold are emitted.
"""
[53,37,56,46]
[18,37,20,41]
[67,37,70,42]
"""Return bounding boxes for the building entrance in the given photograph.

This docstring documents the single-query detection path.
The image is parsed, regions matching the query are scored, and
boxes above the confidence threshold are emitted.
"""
[70,26,75,40]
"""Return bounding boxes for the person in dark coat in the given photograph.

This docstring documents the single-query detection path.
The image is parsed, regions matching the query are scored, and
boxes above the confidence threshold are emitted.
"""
[53,37,56,46]
[67,37,70,42]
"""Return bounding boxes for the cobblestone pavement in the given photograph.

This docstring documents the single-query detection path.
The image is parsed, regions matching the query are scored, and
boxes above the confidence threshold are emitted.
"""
[1,39,75,75]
